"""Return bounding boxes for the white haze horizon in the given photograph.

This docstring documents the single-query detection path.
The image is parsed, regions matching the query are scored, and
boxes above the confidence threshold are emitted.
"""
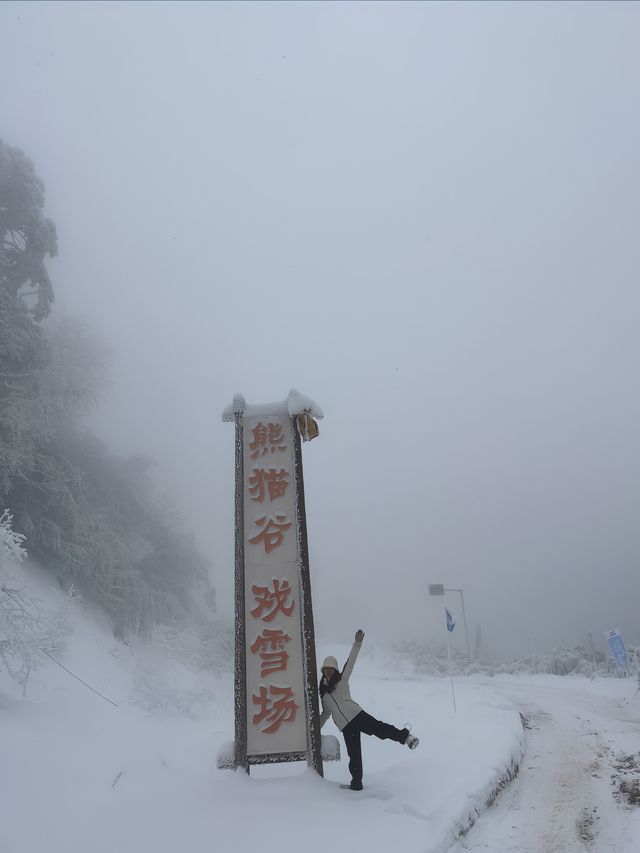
[1,0,639,660]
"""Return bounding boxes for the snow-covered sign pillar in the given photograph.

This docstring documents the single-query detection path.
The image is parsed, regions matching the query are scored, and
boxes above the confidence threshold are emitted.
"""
[221,390,324,774]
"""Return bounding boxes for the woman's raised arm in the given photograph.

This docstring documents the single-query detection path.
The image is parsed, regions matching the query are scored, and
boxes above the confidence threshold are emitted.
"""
[342,629,365,681]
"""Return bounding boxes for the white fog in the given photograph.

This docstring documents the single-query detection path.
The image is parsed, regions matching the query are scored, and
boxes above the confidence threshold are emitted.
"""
[2,4,640,851]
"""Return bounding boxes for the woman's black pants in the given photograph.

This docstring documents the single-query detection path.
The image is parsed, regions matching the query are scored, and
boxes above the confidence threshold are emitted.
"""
[341,710,407,789]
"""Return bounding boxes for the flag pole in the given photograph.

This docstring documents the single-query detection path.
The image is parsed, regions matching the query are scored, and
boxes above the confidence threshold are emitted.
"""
[446,636,457,714]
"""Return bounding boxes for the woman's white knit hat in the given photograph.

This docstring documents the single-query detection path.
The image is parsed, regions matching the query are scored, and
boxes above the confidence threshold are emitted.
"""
[321,655,339,671]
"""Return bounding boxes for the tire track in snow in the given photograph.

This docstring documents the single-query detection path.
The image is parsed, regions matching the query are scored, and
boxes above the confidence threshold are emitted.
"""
[452,680,638,853]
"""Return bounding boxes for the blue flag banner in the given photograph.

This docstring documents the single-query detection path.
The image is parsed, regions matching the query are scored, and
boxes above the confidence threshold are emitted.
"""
[446,607,455,633]
[606,629,629,672]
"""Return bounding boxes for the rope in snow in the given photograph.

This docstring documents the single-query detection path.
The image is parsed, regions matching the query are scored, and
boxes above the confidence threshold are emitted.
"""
[39,648,119,707]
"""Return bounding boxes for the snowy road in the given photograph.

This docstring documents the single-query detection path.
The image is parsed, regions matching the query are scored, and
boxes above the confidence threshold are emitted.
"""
[452,676,640,853]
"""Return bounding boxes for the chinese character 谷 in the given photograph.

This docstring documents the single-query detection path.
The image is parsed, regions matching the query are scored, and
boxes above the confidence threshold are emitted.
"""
[248,514,292,554]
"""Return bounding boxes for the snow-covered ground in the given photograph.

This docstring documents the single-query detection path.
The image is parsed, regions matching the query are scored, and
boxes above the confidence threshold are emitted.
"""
[2,571,639,853]
[452,675,640,853]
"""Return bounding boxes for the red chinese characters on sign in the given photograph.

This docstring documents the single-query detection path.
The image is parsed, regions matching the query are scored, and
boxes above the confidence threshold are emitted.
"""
[251,579,294,622]
[250,628,292,677]
[249,514,292,554]
[252,685,299,734]
[248,468,289,503]
[249,422,286,459]
[249,580,298,737]
[246,418,300,743]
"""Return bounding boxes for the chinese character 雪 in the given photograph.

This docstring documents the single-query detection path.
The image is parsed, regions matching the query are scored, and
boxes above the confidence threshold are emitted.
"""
[250,628,292,677]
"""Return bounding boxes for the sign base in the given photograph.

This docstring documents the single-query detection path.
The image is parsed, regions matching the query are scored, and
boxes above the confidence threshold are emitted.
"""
[217,735,340,771]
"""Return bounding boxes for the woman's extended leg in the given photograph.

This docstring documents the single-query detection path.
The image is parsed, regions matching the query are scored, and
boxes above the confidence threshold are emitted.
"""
[357,710,408,743]
[342,721,364,789]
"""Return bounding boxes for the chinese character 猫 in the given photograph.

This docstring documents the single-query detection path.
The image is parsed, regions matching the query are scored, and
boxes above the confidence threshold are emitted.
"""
[252,685,299,733]
[248,468,290,503]
[248,514,292,554]
[248,422,286,459]
[251,579,295,622]
[250,628,292,676]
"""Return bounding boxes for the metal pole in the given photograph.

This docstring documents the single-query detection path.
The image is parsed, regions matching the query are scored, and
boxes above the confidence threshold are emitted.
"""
[459,589,471,661]
[446,588,471,661]
[446,636,457,714]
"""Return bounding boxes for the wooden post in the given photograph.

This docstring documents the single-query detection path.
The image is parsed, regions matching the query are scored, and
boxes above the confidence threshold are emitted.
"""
[233,410,248,772]
[292,418,323,777]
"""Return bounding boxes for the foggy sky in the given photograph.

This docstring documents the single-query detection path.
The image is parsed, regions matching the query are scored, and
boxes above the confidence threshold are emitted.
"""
[2,0,639,658]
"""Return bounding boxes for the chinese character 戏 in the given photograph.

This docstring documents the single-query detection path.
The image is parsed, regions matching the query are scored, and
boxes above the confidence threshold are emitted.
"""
[251,578,295,622]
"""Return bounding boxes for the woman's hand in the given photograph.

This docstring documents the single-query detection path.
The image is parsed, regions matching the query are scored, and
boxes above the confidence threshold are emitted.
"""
[355,629,365,644]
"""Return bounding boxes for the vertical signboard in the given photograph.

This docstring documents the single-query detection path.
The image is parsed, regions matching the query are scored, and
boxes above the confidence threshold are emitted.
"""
[222,391,323,773]
[606,628,629,673]
[244,413,306,756]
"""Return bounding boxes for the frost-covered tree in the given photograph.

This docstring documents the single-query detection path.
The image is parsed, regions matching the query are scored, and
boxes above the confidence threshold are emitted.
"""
[0,510,68,694]
[8,403,214,634]
[0,139,62,493]
[0,288,49,491]
[0,138,57,320]
[1,309,107,493]
[0,509,26,563]
[1,138,214,638]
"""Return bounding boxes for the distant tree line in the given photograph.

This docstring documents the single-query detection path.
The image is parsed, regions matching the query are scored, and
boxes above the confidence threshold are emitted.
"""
[392,637,636,679]
[0,138,214,635]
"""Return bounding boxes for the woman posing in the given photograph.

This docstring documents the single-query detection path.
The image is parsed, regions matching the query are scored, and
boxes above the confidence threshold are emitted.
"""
[319,629,419,791]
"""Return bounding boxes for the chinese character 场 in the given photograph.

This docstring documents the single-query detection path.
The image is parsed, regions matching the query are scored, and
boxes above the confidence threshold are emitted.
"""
[248,468,290,503]
[252,685,299,734]
[248,422,287,459]
[248,514,292,554]
[251,579,295,622]
[250,628,292,677]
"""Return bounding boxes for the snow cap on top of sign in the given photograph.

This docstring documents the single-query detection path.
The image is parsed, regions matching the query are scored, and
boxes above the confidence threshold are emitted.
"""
[286,389,323,420]
[222,390,323,422]
[221,393,246,421]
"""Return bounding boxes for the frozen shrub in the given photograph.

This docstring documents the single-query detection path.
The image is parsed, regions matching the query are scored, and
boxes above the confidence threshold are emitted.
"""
[0,510,70,694]
[125,619,232,717]
[391,636,629,679]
